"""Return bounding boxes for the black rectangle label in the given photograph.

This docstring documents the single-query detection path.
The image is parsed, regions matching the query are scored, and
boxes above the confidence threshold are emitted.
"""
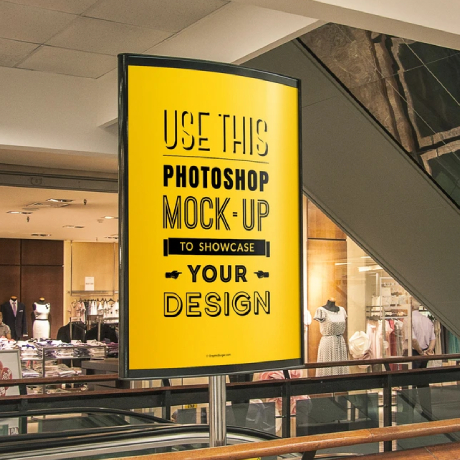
[164,238,269,256]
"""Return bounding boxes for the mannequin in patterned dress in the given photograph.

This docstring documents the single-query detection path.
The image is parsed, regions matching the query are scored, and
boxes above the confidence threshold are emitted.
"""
[314,298,349,377]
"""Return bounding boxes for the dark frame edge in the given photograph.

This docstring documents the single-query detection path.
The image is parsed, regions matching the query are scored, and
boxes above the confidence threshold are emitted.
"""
[118,54,129,379]
[124,358,303,380]
[119,53,298,88]
[297,79,305,365]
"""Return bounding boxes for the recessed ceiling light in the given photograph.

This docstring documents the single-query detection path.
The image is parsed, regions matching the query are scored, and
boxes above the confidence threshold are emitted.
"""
[102,216,118,219]
[7,211,33,215]
[26,201,70,208]
[63,225,85,229]
[47,198,74,203]
[31,233,51,237]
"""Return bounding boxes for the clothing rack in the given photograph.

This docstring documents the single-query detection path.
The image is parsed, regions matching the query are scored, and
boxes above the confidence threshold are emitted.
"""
[365,303,410,361]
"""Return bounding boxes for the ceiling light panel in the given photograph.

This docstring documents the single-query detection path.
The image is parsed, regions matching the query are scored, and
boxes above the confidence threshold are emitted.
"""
[47,198,74,203]
[26,201,70,208]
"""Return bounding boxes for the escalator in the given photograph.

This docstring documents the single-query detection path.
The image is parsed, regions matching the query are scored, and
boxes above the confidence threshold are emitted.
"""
[0,407,304,460]
[246,30,460,337]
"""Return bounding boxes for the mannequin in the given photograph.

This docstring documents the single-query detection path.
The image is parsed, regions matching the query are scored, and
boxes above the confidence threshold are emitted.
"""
[0,296,27,341]
[323,297,339,312]
[33,297,51,339]
[314,297,348,377]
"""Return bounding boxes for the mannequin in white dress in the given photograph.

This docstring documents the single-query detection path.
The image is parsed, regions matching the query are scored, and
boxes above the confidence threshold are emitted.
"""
[33,298,51,339]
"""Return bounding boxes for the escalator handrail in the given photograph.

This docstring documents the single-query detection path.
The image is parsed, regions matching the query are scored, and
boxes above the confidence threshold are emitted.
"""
[126,418,460,460]
[0,422,279,455]
[0,406,170,423]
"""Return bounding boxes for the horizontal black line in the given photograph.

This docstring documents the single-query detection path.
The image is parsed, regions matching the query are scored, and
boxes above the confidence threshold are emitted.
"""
[308,237,347,241]
[163,154,269,164]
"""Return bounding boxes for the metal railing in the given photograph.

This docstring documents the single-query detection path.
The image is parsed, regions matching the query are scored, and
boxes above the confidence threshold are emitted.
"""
[2,353,460,453]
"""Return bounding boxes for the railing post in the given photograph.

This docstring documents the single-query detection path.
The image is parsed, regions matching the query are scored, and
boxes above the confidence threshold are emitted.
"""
[162,389,171,421]
[282,379,291,438]
[383,374,393,452]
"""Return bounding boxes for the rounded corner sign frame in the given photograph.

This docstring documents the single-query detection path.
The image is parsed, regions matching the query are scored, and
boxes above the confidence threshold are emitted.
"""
[118,53,304,379]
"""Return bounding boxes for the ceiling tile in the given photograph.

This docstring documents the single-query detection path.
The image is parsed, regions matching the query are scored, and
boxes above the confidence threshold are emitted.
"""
[0,38,39,67]
[17,46,116,78]
[4,0,98,14]
[0,1,76,43]
[47,17,171,55]
[84,0,227,33]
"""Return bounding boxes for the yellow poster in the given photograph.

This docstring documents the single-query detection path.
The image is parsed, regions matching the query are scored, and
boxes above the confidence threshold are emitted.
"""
[119,55,302,378]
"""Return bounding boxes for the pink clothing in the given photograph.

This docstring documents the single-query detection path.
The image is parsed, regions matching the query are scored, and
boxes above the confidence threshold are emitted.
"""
[259,370,310,414]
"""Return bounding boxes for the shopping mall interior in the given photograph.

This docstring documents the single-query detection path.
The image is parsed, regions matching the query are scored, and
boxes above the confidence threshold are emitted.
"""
[1,1,460,459]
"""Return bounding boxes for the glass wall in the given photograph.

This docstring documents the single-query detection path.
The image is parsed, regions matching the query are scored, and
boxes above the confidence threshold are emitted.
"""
[304,197,447,375]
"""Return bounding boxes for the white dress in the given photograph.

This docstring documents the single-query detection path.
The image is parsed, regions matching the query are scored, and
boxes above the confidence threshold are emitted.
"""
[314,306,349,377]
[33,302,50,339]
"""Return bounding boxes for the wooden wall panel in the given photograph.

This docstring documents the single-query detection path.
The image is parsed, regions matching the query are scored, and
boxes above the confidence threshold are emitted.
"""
[21,240,63,266]
[307,200,346,240]
[71,242,116,293]
[0,239,20,265]
[21,266,63,339]
[0,266,20,304]
[307,239,347,373]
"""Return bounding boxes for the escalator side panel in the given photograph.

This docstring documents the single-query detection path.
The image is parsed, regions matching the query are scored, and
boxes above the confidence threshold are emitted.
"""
[246,41,460,337]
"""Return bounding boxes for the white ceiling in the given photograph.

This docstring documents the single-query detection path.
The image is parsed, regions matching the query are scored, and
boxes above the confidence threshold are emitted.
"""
[0,0,320,243]
[0,185,118,242]
[0,0,228,78]
[2,0,460,242]
[2,0,460,80]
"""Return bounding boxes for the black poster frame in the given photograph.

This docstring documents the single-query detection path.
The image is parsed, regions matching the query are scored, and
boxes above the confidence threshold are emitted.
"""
[118,53,304,379]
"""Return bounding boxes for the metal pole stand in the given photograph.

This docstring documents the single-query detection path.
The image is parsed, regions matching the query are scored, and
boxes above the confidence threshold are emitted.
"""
[209,374,227,447]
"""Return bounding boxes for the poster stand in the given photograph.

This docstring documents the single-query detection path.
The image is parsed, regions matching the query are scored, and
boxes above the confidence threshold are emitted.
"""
[209,374,227,447]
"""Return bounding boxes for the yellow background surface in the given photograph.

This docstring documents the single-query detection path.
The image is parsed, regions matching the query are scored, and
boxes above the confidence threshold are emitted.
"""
[127,64,301,372]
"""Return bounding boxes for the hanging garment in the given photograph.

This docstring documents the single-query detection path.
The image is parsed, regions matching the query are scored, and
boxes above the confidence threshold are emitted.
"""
[57,322,86,343]
[348,330,372,369]
[366,320,383,359]
[259,370,311,415]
